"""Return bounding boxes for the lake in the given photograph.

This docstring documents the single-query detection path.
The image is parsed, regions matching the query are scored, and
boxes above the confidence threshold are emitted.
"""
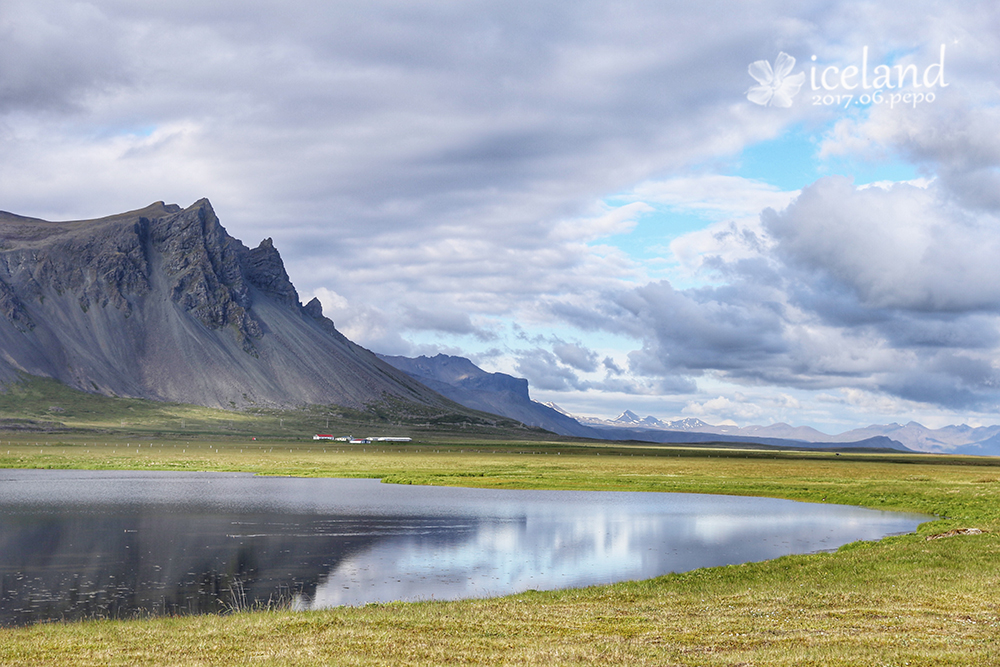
[0,470,927,626]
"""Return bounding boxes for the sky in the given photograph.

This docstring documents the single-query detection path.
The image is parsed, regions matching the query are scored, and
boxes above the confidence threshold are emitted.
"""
[2,1,1000,433]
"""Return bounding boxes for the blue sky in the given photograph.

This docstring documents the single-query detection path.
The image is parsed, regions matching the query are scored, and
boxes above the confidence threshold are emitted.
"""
[735,129,920,189]
[2,1,999,432]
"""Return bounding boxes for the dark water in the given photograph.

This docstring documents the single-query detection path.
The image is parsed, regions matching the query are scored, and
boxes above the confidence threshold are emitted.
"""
[0,470,927,626]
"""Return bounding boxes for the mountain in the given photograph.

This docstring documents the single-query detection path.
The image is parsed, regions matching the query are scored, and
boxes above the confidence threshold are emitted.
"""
[579,412,724,433]
[567,408,914,450]
[718,420,1000,455]
[739,423,834,442]
[0,200,455,411]
[569,405,1000,455]
[828,422,1000,454]
[378,354,601,438]
[540,402,573,417]
[590,427,908,451]
[662,417,715,431]
[612,410,645,425]
[608,410,676,428]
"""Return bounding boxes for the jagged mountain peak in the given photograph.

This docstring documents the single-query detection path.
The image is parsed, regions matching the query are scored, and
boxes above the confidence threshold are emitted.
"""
[303,296,324,318]
[668,418,711,429]
[245,236,299,307]
[615,410,642,423]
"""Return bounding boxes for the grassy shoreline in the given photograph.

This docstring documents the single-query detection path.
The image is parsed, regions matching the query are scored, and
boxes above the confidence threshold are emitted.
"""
[0,434,998,665]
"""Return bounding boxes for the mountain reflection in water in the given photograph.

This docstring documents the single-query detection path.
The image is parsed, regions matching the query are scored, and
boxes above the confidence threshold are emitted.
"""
[0,471,926,626]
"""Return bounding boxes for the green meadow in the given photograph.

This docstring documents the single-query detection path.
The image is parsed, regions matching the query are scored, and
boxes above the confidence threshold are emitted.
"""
[0,432,997,665]
[0,378,998,665]
[0,374,542,441]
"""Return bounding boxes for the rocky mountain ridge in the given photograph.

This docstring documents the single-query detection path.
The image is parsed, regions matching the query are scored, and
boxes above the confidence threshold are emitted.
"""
[378,354,600,438]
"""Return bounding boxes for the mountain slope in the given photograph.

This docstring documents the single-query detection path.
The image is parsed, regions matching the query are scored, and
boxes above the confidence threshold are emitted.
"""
[0,200,448,410]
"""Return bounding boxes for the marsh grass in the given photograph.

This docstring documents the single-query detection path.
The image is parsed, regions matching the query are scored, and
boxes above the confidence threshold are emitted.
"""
[0,433,998,664]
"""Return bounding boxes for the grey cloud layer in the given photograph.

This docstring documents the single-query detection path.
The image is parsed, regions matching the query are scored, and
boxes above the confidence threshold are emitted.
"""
[601,173,1000,410]
[2,1,999,415]
[0,1,131,113]
[1,0,797,260]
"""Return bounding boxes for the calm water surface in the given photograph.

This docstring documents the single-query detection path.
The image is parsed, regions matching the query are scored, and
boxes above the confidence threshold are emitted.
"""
[0,470,927,626]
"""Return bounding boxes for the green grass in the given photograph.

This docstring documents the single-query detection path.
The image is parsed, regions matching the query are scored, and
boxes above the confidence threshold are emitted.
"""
[0,432,998,665]
[0,374,546,441]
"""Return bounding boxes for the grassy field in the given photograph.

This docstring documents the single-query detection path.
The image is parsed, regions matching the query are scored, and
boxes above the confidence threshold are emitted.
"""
[0,432,998,665]
[0,374,545,441]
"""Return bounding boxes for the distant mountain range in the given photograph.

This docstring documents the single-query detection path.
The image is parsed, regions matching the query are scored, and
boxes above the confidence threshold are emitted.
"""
[377,355,1000,454]
[565,408,1000,456]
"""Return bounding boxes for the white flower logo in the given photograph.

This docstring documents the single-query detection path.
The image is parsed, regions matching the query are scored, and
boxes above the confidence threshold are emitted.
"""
[747,52,806,107]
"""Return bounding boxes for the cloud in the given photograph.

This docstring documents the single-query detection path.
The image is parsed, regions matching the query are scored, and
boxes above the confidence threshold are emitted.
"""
[514,348,584,392]
[4,1,1000,426]
[0,1,132,113]
[681,391,805,423]
[602,356,624,375]
[683,395,766,422]
[629,175,798,221]
[619,280,789,376]
[819,93,1000,211]
[551,201,651,242]
[552,341,599,372]
[590,375,694,395]
[401,307,497,341]
[764,177,1000,312]
[307,287,413,356]
[601,169,1000,411]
